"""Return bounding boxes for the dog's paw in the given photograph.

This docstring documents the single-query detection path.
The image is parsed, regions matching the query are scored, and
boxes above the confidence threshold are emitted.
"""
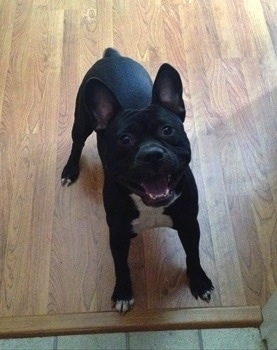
[188,269,214,302]
[61,177,73,187]
[199,288,213,302]
[112,298,135,314]
[61,164,80,187]
[111,283,134,314]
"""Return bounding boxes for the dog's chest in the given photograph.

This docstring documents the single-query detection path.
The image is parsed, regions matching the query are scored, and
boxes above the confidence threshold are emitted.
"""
[130,194,173,234]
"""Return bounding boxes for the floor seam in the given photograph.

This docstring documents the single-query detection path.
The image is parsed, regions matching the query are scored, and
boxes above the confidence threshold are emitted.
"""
[198,329,204,350]
[126,332,130,350]
[53,336,58,350]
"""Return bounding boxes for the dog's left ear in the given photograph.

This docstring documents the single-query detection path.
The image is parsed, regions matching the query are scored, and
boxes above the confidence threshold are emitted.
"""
[152,64,186,122]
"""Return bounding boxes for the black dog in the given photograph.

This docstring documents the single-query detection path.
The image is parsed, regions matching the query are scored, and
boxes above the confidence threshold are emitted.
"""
[62,48,214,313]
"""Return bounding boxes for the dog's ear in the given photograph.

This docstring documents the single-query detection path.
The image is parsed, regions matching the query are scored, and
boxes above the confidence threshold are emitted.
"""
[84,78,122,130]
[152,64,186,122]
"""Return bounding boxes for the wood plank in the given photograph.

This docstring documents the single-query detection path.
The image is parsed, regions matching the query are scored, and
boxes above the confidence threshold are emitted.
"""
[210,0,241,58]
[0,0,35,315]
[241,56,277,298]
[180,3,247,307]
[0,0,17,307]
[0,0,15,119]
[113,0,164,63]
[261,0,277,55]
[0,306,263,338]
[0,4,64,316]
[212,58,271,306]
[79,0,113,74]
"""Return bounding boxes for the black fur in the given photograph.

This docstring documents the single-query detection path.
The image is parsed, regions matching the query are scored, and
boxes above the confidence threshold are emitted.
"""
[62,49,214,313]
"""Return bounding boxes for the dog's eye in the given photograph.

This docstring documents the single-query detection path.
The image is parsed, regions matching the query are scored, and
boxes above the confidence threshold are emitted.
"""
[161,126,174,136]
[118,134,132,146]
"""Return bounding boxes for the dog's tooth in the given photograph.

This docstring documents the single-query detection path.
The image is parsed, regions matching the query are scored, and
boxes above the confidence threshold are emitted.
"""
[163,189,170,197]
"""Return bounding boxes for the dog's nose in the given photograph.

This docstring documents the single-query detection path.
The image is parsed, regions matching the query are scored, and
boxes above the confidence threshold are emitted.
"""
[142,146,165,163]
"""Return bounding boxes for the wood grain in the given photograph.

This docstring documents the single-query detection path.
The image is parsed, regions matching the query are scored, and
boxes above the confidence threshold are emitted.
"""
[0,0,276,336]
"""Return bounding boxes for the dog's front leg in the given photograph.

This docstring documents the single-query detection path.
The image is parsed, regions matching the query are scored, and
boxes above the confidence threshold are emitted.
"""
[61,91,94,186]
[177,219,214,302]
[109,231,134,313]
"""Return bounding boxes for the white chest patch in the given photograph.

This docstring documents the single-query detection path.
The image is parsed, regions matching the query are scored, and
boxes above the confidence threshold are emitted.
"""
[130,194,173,234]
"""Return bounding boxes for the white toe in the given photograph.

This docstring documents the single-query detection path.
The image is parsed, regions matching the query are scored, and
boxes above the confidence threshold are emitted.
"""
[115,298,135,313]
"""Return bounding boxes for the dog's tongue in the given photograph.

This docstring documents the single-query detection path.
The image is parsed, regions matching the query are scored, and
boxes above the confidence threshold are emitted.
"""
[141,176,169,199]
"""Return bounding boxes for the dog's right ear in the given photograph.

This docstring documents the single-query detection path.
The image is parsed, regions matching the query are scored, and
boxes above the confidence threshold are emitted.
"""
[84,78,122,130]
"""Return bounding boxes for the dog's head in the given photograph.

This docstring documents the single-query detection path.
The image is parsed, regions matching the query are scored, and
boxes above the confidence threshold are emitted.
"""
[84,64,191,207]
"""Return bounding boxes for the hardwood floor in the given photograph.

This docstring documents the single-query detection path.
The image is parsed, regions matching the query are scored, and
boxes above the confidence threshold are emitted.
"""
[0,0,276,335]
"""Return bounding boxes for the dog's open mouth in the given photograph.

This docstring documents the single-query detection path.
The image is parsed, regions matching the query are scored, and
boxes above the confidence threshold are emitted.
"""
[141,175,171,200]
[124,172,182,207]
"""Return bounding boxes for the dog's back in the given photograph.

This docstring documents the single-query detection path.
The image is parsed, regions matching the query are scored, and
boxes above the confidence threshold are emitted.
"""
[81,48,153,109]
